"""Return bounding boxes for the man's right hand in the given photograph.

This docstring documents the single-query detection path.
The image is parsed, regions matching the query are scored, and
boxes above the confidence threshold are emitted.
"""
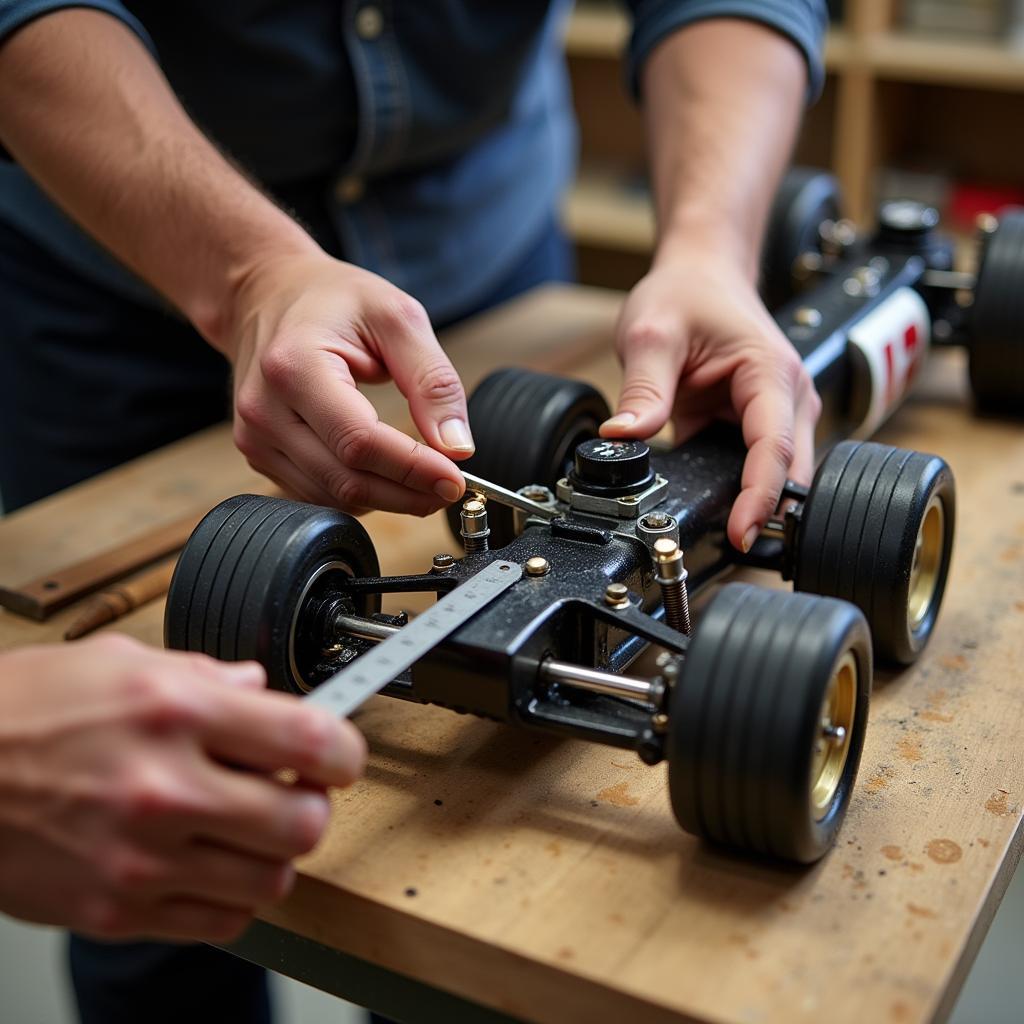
[221,251,475,516]
[0,634,366,943]
[0,10,474,518]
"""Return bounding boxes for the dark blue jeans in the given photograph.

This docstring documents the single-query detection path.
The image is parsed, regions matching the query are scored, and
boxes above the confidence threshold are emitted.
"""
[0,212,572,1023]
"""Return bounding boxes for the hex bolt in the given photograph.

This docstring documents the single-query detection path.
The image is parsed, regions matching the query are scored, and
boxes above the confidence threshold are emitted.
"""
[640,511,670,530]
[604,582,630,609]
[794,251,825,280]
[654,538,691,635]
[819,218,857,252]
[513,484,557,535]
[525,556,550,577]
[431,553,455,573]
[460,498,490,554]
[637,511,678,551]
[520,485,554,503]
[821,717,847,747]
[834,219,858,248]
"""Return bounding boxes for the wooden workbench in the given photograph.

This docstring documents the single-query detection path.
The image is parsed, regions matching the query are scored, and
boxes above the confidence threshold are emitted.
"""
[1,285,1022,1024]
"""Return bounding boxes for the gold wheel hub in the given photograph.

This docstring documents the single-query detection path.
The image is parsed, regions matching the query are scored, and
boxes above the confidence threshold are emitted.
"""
[810,651,857,820]
[909,494,944,631]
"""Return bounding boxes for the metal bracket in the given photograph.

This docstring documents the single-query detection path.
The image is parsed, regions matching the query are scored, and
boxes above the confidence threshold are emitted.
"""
[555,475,669,519]
[306,559,523,718]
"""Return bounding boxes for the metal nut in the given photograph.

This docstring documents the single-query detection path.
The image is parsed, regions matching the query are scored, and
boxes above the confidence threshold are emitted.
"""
[520,485,554,503]
[640,512,670,530]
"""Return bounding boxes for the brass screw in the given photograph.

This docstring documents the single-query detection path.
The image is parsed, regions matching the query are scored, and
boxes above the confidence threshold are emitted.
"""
[652,713,669,734]
[604,582,630,609]
[976,212,999,235]
[525,556,550,577]
[431,553,455,573]
[654,538,691,635]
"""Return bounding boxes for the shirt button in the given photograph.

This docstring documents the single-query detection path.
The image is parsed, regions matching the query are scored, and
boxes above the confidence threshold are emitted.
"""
[335,175,365,204]
[355,5,384,40]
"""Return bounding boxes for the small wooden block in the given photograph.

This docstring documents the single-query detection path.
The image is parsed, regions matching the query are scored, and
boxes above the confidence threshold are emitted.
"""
[0,513,199,620]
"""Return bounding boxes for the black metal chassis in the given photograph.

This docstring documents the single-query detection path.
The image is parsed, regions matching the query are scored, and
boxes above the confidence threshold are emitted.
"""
[310,244,956,767]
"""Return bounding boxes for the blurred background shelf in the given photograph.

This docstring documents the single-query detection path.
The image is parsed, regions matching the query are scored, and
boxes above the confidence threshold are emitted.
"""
[869,31,1024,88]
[565,5,854,70]
[563,4,629,56]
[562,169,654,253]
[565,0,1024,289]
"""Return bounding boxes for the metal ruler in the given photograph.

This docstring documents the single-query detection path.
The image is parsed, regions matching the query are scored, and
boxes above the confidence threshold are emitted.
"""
[305,559,523,718]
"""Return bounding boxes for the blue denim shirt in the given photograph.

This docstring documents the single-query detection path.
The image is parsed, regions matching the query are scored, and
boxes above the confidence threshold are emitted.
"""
[0,1,825,322]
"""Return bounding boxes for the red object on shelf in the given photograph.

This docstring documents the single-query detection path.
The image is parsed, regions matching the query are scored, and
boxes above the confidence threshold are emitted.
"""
[948,182,1024,230]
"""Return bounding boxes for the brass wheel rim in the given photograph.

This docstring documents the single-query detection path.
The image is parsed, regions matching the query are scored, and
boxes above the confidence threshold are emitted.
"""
[810,651,857,821]
[909,494,945,631]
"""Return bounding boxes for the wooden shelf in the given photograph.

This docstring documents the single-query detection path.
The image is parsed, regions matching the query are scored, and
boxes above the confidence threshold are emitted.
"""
[562,170,654,253]
[566,2,1024,260]
[563,5,628,57]
[866,32,1024,90]
[563,171,980,274]
[825,29,855,71]
[564,6,852,74]
[565,5,1024,89]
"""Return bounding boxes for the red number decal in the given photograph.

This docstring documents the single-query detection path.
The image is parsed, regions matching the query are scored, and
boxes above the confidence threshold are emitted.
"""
[884,341,896,404]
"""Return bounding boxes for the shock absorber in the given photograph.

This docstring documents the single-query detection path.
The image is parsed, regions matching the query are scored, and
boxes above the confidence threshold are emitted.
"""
[654,538,691,635]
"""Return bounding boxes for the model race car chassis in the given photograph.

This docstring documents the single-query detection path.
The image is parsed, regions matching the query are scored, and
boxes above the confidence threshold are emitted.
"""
[166,174,1024,863]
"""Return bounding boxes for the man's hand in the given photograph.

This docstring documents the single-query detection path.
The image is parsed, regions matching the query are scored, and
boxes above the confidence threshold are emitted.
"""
[603,17,818,552]
[223,251,473,516]
[0,10,473,517]
[603,252,820,553]
[0,635,366,942]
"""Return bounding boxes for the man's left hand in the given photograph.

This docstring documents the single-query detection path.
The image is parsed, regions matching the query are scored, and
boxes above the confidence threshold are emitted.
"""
[601,250,821,554]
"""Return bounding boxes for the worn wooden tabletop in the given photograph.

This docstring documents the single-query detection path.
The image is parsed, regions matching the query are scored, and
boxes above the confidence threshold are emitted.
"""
[1,285,1022,1024]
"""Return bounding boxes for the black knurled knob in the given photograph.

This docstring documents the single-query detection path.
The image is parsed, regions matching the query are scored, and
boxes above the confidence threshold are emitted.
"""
[877,199,940,246]
[569,438,654,497]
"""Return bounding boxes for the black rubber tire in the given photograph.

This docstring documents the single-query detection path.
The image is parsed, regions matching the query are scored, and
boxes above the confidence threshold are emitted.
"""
[446,368,611,548]
[969,208,1024,414]
[667,583,871,863]
[794,440,955,665]
[761,167,842,312]
[164,494,380,693]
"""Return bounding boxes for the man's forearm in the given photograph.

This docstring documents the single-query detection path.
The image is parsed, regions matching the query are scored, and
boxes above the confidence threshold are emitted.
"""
[0,8,316,349]
[0,8,472,516]
[641,19,806,281]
